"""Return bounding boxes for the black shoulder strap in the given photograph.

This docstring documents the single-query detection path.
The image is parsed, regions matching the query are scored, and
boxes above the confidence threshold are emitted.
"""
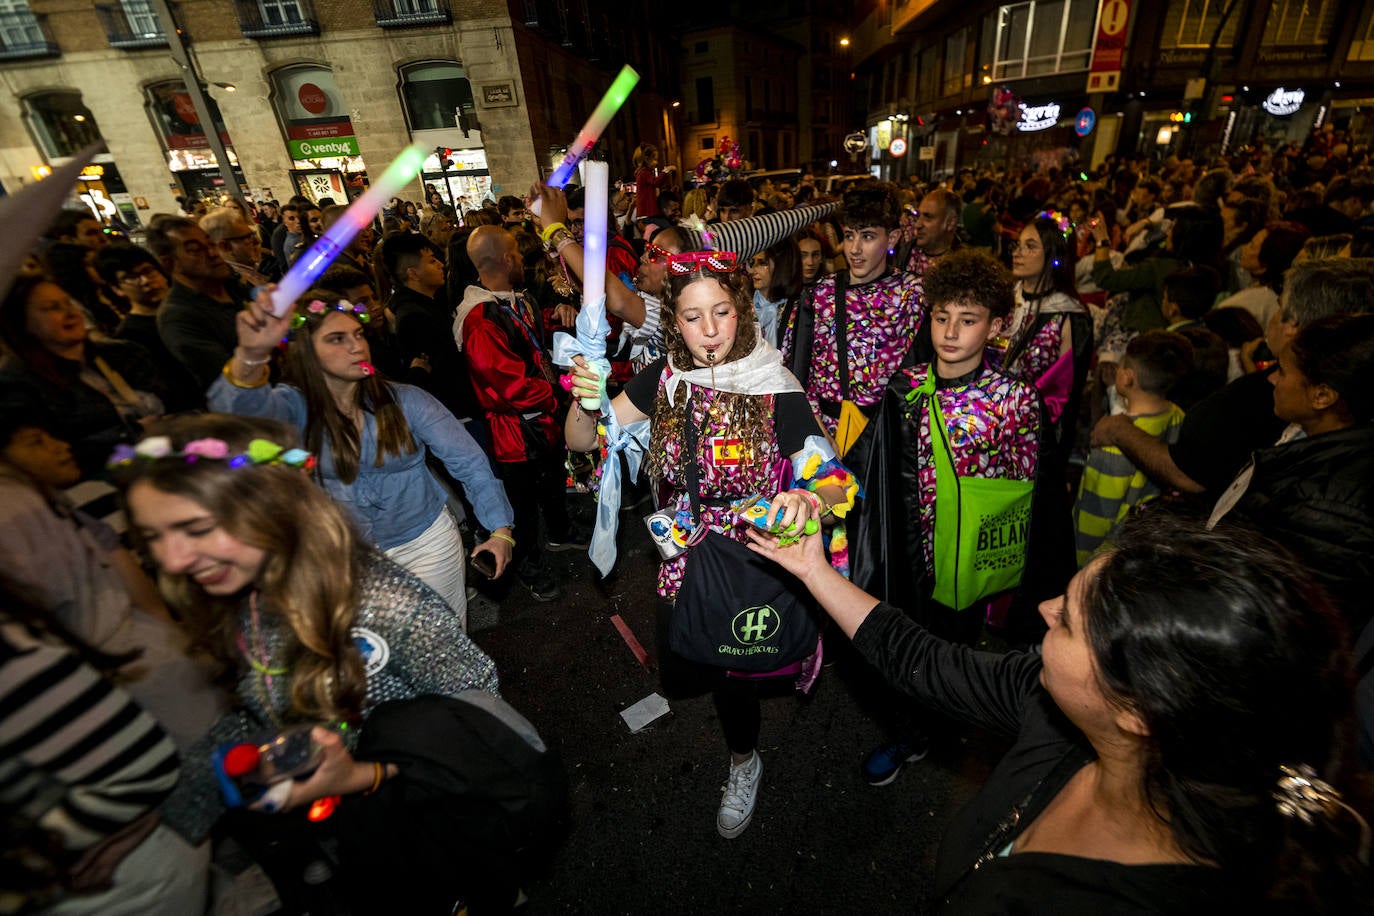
[834,271,851,401]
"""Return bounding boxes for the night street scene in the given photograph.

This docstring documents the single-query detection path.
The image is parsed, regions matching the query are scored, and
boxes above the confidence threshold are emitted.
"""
[2,0,1374,913]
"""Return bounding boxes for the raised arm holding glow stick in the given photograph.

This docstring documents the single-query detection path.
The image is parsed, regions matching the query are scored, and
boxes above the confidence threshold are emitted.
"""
[269,144,428,317]
[535,65,639,207]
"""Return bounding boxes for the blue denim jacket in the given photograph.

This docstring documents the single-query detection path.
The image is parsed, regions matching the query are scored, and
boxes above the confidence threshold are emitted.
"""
[209,378,514,549]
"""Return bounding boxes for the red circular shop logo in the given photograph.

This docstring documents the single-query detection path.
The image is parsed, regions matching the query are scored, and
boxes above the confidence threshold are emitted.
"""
[173,93,199,125]
[297,83,328,115]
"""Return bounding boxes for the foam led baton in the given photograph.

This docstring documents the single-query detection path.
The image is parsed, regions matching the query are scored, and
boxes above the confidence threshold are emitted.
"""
[546,66,640,189]
[269,144,428,317]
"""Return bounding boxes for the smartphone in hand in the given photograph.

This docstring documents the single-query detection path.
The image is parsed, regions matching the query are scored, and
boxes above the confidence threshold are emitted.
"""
[470,551,497,579]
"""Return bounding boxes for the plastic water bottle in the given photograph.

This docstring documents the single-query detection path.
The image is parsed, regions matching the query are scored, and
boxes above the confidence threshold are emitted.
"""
[213,724,324,808]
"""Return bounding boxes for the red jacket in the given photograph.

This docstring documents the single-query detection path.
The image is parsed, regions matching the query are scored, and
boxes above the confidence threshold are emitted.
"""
[454,287,561,464]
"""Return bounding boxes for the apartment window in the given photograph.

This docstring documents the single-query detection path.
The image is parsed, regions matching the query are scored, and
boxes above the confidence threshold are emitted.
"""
[260,0,305,26]
[1161,0,1241,49]
[943,29,969,97]
[399,62,474,132]
[917,45,939,104]
[696,76,714,125]
[992,0,1098,80]
[0,0,44,49]
[701,136,715,150]
[1262,0,1335,46]
[25,91,102,158]
[1350,7,1374,61]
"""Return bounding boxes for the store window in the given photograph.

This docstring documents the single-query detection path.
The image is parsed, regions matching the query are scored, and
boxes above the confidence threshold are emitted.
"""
[270,64,366,203]
[991,0,1098,80]
[1161,0,1241,49]
[1262,0,1336,46]
[24,91,103,159]
[399,61,474,132]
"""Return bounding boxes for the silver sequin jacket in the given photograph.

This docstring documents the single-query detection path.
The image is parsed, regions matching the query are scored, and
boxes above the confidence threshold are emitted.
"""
[159,552,500,842]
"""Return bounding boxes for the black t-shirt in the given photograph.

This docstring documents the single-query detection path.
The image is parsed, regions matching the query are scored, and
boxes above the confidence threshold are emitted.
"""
[1168,367,1287,495]
[623,357,820,458]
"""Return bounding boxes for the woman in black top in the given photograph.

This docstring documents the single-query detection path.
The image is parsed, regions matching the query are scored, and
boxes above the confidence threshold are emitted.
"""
[749,513,1368,913]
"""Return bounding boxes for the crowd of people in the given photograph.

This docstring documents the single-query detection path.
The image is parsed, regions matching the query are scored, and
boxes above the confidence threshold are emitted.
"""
[3,123,1374,913]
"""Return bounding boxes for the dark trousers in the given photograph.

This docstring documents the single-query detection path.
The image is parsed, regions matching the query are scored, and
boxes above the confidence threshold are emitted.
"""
[655,600,794,755]
[497,451,571,567]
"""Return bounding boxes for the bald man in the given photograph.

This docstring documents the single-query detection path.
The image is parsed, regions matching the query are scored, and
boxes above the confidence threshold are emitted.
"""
[454,226,585,602]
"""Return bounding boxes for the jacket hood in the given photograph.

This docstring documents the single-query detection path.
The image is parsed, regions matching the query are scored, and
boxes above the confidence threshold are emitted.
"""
[453,285,516,351]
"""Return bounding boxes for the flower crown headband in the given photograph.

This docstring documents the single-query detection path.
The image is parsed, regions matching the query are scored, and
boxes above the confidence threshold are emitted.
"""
[108,437,316,472]
[291,299,371,330]
[1038,209,1073,238]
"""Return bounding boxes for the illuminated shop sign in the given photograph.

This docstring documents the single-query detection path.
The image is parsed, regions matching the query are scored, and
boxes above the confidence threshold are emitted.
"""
[1262,88,1305,117]
[1017,102,1061,132]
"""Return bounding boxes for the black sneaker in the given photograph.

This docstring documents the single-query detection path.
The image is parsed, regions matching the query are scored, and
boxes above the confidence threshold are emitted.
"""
[546,523,591,552]
[519,569,563,602]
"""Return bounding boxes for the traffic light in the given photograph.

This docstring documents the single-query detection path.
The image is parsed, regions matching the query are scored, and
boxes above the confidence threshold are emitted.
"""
[436,146,454,170]
[457,106,477,138]
[1169,111,1195,124]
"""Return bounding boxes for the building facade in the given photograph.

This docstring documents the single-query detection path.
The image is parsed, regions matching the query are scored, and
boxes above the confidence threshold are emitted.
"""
[849,0,1374,180]
[0,0,679,222]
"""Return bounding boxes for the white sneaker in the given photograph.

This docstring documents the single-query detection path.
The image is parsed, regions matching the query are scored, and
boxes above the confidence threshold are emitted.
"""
[716,751,762,839]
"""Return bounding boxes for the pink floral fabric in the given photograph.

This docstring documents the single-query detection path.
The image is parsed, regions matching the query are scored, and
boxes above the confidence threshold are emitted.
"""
[784,271,924,434]
[654,380,784,601]
[899,364,1040,576]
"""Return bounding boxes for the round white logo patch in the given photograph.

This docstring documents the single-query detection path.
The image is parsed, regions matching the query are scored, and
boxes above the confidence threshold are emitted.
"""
[352,627,390,678]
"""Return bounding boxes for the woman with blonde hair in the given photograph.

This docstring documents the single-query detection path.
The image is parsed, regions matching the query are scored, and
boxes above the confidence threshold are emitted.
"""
[114,413,552,913]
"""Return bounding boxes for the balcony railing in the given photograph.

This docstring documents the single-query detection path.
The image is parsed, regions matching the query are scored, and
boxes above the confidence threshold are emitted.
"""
[373,0,450,28]
[95,4,167,50]
[232,0,319,39]
[0,11,60,60]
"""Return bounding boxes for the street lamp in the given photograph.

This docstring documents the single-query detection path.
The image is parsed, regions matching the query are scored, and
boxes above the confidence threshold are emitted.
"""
[839,37,850,48]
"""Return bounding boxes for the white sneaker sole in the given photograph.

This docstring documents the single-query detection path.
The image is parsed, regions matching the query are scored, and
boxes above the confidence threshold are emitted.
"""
[717,809,754,839]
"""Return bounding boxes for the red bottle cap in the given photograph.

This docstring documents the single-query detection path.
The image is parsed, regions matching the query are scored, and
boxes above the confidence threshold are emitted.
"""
[222,743,261,777]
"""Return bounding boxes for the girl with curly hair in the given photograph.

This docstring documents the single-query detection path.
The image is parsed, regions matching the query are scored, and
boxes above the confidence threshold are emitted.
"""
[564,252,856,839]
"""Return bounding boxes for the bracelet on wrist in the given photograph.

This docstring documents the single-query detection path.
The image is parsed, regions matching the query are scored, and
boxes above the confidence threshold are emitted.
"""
[492,532,516,548]
[362,761,384,796]
[238,352,272,367]
[222,360,268,389]
[540,222,567,243]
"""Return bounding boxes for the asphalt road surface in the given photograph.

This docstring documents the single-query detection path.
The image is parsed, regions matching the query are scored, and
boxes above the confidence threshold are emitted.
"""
[471,495,1013,914]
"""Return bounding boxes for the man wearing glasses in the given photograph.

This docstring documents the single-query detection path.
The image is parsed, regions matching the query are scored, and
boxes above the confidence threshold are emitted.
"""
[146,217,253,389]
[200,207,271,287]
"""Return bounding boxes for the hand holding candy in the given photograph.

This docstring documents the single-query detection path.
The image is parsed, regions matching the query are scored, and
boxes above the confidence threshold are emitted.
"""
[736,492,821,546]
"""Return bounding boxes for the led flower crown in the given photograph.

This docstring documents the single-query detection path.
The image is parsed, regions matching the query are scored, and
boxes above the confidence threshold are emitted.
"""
[108,437,316,472]
[291,299,371,330]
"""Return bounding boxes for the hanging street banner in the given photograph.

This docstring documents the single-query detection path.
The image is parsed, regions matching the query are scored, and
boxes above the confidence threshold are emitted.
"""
[1087,0,1131,93]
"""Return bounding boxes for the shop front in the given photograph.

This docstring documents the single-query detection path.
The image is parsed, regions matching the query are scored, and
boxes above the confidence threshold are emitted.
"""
[145,81,247,206]
[22,89,140,225]
[271,65,368,204]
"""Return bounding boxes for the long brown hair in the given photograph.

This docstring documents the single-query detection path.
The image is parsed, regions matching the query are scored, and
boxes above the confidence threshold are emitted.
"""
[118,414,370,724]
[647,268,774,479]
[284,290,417,485]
